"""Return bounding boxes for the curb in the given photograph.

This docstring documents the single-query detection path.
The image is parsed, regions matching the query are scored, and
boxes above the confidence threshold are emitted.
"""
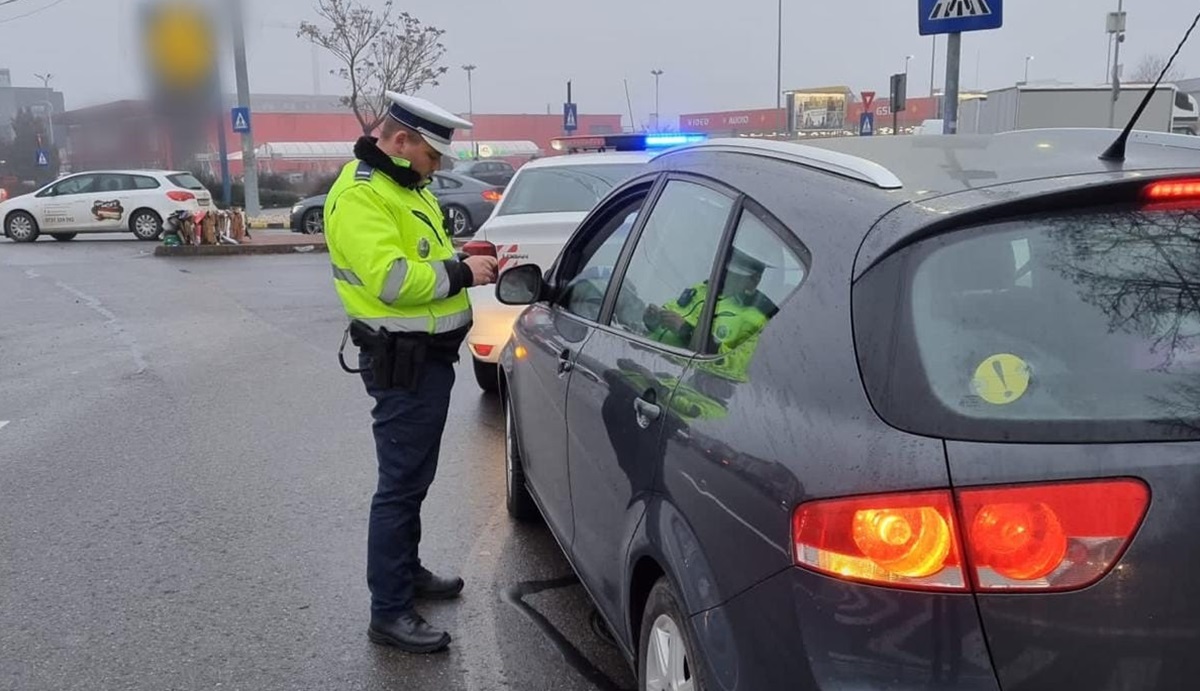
[247,220,289,229]
[154,242,327,257]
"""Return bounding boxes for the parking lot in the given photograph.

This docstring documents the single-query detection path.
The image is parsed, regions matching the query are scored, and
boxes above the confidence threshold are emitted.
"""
[0,236,635,690]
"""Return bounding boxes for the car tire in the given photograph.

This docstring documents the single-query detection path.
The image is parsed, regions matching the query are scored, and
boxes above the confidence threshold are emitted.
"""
[301,207,324,235]
[503,390,538,522]
[638,579,708,691]
[51,233,77,241]
[6,211,40,242]
[130,209,163,241]
[444,204,473,237]
[473,357,499,393]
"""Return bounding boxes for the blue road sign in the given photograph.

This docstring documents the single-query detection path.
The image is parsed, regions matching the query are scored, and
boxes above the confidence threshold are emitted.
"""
[231,106,251,133]
[35,149,49,166]
[859,112,875,137]
[918,0,1003,35]
[563,102,578,132]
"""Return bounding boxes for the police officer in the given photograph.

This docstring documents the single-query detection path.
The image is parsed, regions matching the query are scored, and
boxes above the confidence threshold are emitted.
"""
[324,91,498,654]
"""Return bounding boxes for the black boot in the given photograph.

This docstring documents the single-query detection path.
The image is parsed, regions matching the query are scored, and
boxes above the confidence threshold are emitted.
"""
[368,610,451,653]
[414,567,464,600]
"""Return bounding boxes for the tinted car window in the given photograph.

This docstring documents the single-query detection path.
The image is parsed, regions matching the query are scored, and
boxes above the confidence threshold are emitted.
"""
[609,180,734,348]
[437,175,462,189]
[855,207,1200,442]
[558,195,646,321]
[496,164,644,216]
[131,175,160,190]
[699,208,808,380]
[168,173,206,190]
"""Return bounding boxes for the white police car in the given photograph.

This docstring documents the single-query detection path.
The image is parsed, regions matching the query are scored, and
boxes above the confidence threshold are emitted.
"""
[465,133,706,392]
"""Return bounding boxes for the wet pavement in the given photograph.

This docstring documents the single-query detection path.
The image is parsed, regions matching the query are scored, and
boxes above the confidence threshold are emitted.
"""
[0,235,636,690]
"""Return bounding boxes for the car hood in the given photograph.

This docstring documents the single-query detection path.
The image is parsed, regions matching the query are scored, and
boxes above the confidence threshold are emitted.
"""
[478,211,587,236]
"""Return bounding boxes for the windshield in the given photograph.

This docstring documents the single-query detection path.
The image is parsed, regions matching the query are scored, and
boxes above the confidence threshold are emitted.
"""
[496,164,644,216]
[855,207,1200,442]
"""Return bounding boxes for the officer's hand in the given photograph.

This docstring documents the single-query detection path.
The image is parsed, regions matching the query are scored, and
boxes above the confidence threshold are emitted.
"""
[465,255,499,286]
[661,312,686,331]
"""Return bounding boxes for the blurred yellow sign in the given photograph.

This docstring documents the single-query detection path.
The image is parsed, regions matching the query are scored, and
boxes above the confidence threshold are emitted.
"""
[143,1,217,90]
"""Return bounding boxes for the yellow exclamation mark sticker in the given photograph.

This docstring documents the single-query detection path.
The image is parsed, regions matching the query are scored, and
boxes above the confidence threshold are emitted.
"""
[972,353,1031,405]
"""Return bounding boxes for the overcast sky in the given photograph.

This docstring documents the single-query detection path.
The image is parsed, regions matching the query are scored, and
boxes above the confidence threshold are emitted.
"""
[1,0,1198,125]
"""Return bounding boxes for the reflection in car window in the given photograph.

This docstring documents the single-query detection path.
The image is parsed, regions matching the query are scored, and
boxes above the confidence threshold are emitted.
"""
[496,164,643,215]
[609,180,734,348]
[52,175,97,195]
[701,209,807,381]
[559,197,645,321]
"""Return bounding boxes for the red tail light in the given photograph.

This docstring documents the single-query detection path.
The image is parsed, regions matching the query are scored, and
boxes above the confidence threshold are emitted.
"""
[462,240,497,258]
[167,190,195,202]
[793,490,966,591]
[793,479,1148,593]
[959,479,1148,591]
[1144,179,1200,202]
[482,189,503,203]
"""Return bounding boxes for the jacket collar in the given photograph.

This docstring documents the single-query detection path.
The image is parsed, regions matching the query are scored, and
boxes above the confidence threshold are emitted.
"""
[353,136,426,190]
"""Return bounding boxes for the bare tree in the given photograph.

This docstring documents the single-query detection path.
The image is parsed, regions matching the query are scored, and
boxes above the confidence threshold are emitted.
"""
[1130,53,1186,83]
[299,0,449,135]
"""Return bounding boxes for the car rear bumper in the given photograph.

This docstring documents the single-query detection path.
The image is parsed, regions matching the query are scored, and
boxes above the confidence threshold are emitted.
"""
[693,567,1000,690]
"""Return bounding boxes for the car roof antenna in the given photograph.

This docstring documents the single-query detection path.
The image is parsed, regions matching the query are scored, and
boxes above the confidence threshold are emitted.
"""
[1100,9,1200,162]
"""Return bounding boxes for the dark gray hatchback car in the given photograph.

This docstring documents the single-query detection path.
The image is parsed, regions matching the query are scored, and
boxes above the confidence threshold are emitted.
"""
[494,130,1200,690]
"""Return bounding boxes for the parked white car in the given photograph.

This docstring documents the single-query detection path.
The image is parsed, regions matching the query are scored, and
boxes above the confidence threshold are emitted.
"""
[1,170,213,242]
[466,150,652,391]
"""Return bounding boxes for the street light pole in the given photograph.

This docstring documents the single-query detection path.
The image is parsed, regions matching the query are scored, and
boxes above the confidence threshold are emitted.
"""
[1108,0,1126,128]
[33,72,55,147]
[229,0,259,217]
[462,64,476,158]
[651,69,663,131]
[1024,55,1034,83]
[776,0,783,133]
[929,35,937,98]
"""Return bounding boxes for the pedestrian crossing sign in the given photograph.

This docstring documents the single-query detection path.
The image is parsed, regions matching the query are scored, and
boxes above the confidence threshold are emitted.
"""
[231,106,251,133]
[859,112,875,137]
[36,149,49,166]
[918,0,1002,35]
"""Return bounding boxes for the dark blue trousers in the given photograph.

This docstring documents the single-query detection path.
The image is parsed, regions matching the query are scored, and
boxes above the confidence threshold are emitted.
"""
[359,352,455,617]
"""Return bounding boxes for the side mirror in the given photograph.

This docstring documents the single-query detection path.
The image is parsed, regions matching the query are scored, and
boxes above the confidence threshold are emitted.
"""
[496,264,545,305]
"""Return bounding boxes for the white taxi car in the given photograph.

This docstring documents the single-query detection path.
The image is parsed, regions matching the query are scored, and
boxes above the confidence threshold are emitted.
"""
[466,133,706,392]
[1,169,213,242]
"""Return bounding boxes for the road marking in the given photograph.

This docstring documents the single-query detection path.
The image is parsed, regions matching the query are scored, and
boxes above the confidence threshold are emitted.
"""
[0,421,9,432]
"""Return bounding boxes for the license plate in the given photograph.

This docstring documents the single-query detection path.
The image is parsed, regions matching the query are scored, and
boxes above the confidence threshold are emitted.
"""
[199,198,210,206]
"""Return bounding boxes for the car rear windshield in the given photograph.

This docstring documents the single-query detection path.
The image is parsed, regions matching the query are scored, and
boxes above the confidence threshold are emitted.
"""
[168,173,207,191]
[496,164,643,216]
[854,207,1200,442]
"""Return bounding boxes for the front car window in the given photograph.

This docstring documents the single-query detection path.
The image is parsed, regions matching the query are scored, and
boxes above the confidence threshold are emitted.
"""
[496,163,644,216]
[50,175,98,196]
[855,207,1200,442]
[558,195,647,321]
[609,180,734,348]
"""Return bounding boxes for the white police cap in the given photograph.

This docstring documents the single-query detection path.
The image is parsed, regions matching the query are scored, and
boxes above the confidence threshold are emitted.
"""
[385,91,473,157]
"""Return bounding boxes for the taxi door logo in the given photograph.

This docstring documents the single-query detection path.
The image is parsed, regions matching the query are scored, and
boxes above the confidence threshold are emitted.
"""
[92,200,125,222]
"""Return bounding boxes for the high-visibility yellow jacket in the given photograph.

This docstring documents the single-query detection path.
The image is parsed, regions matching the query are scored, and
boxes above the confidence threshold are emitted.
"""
[324,146,474,336]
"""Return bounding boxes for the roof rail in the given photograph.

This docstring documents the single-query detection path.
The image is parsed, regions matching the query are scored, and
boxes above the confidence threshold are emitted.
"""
[651,137,904,189]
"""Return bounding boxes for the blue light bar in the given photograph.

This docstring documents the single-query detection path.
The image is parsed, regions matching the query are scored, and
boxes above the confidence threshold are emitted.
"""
[644,134,707,148]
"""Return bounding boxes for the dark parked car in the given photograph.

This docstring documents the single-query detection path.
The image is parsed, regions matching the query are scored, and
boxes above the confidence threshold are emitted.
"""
[494,131,1200,690]
[452,159,516,187]
[290,171,502,236]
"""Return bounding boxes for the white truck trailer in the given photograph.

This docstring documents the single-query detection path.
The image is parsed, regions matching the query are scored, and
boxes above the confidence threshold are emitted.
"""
[957,84,1197,135]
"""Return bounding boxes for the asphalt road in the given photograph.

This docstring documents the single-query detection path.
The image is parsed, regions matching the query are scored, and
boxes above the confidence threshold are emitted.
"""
[0,234,637,691]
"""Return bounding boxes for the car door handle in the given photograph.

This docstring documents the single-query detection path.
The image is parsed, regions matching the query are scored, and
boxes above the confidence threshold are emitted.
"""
[633,397,661,428]
[557,349,573,375]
